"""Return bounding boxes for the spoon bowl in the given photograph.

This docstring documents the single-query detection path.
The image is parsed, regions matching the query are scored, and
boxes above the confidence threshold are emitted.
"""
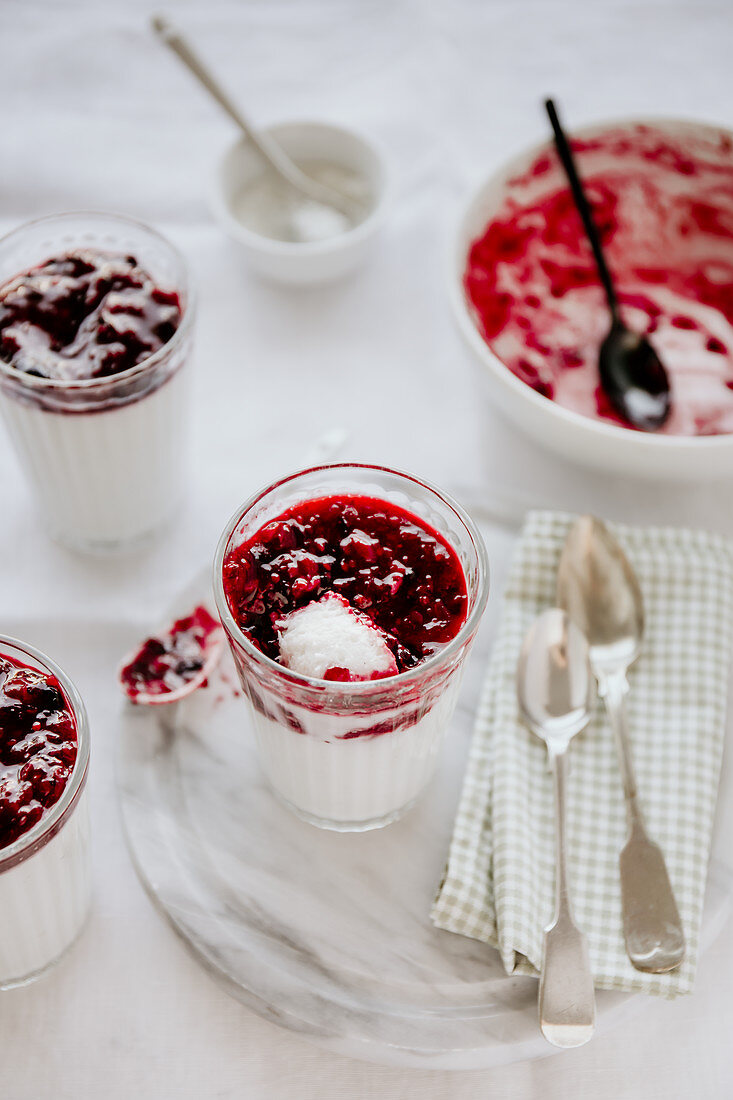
[556,514,643,674]
[517,608,594,749]
[600,324,671,432]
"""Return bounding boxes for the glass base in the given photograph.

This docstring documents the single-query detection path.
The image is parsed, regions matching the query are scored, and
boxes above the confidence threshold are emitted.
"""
[0,898,91,991]
[46,501,181,556]
[272,788,420,832]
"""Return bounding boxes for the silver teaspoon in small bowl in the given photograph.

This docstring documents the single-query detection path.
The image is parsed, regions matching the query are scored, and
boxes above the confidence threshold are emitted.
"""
[151,15,365,233]
[517,608,596,1048]
[557,515,686,973]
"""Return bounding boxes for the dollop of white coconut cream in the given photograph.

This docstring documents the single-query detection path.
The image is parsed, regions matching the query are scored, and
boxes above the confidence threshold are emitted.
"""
[277,593,397,680]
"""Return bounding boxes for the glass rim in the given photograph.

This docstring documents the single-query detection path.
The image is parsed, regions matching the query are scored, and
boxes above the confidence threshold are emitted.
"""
[0,210,196,394]
[0,633,90,873]
[213,462,490,696]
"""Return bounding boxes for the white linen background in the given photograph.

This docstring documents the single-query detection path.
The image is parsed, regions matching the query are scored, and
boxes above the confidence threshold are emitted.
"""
[1,0,733,1096]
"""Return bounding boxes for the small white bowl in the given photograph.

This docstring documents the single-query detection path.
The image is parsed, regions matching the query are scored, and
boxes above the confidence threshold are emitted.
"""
[211,120,387,286]
[452,117,733,481]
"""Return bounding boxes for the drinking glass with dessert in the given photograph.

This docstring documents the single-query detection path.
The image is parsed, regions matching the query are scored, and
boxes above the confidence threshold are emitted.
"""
[0,212,195,551]
[0,635,91,988]
[213,463,489,831]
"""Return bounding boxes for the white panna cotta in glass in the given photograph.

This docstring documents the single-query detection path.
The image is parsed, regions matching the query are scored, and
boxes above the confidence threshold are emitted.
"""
[215,464,489,831]
[0,213,194,552]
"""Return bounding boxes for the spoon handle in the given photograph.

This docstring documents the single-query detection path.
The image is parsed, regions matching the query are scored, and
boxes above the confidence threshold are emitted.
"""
[599,670,686,973]
[544,99,619,321]
[152,17,276,160]
[151,16,355,215]
[539,748,596,1048]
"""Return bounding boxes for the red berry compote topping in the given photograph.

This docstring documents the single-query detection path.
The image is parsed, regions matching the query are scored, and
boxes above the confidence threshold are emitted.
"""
[222,494,469,677]
[0,250,181,382]
[0,655,78,850]
[120,605,223,702]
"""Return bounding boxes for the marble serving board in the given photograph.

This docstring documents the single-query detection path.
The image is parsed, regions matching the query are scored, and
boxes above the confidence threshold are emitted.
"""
[116,534,733,1070]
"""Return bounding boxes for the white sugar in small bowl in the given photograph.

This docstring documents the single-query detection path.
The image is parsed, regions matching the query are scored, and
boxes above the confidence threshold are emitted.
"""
[211,121,387,286]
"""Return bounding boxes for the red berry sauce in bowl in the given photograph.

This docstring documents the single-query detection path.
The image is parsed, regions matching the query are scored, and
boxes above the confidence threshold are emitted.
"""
[0,655,78,850]
[463,121,733,436]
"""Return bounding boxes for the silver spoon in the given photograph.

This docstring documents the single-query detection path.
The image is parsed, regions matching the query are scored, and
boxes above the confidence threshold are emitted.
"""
[151,15,363,229]
[517,608,596,1048]
[557,515,686,973]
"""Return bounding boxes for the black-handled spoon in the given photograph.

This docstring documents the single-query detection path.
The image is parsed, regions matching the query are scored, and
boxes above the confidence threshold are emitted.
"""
[544,99,671,432]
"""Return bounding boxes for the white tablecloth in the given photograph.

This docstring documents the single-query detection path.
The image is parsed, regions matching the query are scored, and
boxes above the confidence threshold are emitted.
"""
[2,1,733,1095]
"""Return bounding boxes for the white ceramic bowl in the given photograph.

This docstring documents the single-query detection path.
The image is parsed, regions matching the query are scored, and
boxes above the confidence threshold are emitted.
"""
[212,120,387,286]
[452,117,733,481]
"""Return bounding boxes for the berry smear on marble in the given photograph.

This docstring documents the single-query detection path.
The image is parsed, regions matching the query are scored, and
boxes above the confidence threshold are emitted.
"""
[120,605,224,704]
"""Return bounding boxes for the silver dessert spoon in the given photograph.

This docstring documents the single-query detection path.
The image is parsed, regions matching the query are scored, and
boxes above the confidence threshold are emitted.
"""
[557,515,686,973]
[151,15,364,232]
[517,608,596,1048]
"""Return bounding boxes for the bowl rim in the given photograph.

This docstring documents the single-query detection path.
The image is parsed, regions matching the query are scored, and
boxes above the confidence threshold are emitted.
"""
[0,210,195,393]
[451,113,733,451]
[211,118,389,257]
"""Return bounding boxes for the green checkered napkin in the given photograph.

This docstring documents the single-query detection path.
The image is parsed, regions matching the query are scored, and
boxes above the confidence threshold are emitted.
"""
[432,511,733,996]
